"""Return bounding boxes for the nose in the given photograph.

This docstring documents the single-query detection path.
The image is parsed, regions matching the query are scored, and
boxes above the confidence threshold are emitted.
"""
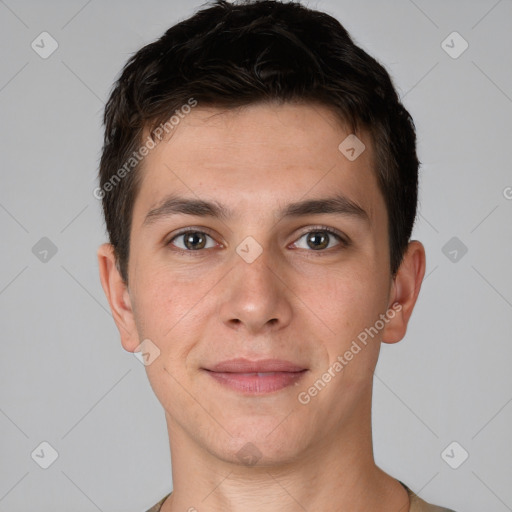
[218,247,293,335]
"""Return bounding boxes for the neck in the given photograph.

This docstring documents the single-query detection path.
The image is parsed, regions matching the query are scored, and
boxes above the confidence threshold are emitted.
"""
[160,395,409,512]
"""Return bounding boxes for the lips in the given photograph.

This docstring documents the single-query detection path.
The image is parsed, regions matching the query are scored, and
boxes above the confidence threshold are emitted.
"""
[206,358,307,373]
[203,358,308,394]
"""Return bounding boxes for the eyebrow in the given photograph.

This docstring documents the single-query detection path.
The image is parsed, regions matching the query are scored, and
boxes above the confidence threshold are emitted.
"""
[142,193,369,226]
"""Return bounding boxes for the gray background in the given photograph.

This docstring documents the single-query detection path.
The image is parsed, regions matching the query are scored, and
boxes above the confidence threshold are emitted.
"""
[0,0,511,511]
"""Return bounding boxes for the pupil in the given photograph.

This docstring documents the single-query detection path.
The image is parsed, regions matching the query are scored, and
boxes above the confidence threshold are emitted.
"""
[185,232,205,250]
[308,232,328,250]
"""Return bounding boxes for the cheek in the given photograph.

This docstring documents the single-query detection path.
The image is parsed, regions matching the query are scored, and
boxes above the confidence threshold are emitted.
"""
[130,264,217,355]
[303,262,380,313]
[129,266,182,344]
[297,263,388,353]
[134,259,192,312]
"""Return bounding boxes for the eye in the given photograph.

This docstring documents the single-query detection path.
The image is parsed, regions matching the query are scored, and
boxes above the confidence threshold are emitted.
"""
[166,226,348,253]
[291,227,347,251]
[167,229,219,251]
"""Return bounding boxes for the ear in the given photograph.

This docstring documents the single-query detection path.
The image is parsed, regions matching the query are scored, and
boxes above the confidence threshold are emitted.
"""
[97,243,139,352]
[381,240,426,344]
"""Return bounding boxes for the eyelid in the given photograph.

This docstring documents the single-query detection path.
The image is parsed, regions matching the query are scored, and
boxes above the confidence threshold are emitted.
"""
[167,226,217,240]
[295,224,347,239]
[291,225,350,248]
[166,226,223,251]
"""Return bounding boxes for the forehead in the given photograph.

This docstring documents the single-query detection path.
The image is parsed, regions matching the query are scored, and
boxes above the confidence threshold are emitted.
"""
[133,102,383,225]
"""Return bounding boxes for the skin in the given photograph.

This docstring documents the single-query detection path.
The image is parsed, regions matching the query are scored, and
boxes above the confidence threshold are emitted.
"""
[98,102,426,512]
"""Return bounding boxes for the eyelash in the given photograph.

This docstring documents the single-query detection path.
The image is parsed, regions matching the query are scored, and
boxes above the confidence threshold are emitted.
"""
[166,225,350,256]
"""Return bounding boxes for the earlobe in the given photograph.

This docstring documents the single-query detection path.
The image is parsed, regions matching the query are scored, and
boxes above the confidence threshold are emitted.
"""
[97,243,139,352]
[381,240,426,345]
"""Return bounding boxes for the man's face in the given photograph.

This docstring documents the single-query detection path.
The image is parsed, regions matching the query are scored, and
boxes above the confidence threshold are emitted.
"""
[123,102,396,464]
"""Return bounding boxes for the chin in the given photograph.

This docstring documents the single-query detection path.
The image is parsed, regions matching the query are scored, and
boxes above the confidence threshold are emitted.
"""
[208,416,311,468]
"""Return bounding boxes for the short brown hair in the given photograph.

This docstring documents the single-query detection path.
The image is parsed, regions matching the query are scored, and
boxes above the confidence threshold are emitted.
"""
[98,0,419,284]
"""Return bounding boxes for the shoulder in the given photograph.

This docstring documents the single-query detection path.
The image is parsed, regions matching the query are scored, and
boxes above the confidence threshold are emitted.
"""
[401,482,458,512]
[144,492,172,512]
